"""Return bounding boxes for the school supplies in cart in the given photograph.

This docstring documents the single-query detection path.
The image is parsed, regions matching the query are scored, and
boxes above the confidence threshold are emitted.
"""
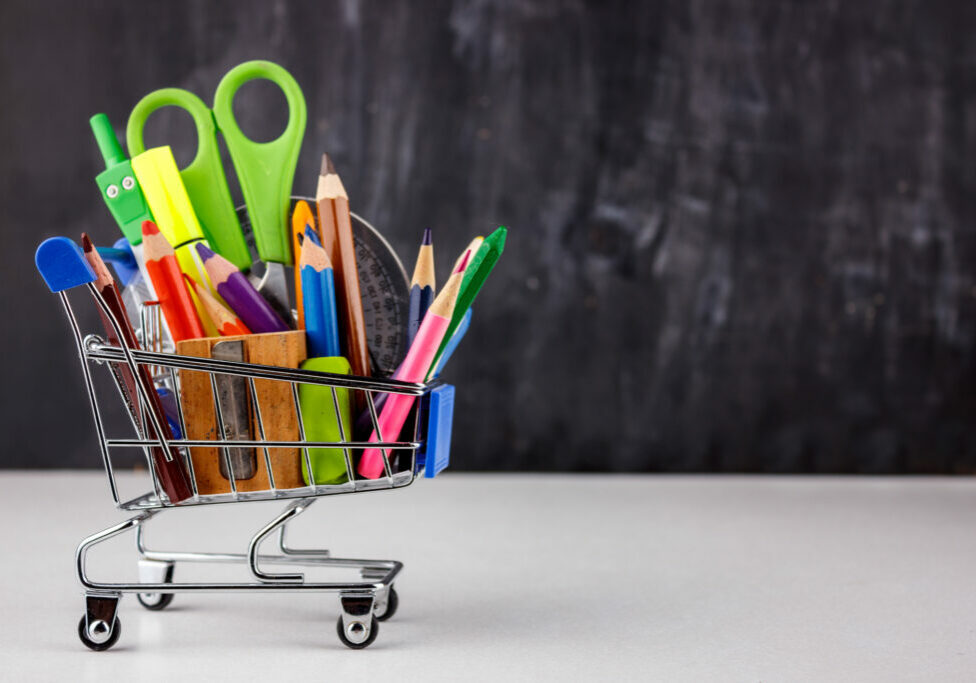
[38,59,504,653]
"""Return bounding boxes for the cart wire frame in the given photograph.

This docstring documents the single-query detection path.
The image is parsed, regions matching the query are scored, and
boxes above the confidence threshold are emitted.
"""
[57,280,447,650]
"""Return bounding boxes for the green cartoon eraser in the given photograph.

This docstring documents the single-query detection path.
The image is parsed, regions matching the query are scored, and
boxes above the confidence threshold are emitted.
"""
[90,113,154,246]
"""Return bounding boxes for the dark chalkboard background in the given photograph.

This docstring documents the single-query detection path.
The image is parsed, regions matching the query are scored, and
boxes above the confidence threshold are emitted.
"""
[2,0,975,473]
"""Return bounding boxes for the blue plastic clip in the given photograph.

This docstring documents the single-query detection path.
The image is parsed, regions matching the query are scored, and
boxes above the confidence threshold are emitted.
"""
[35,237,96,292]
[99,238,140,286]
[417,384,455,478]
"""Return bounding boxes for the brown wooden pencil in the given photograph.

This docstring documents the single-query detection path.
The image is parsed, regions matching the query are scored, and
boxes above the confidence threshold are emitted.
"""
[316,153,370,379]
[82,233,193,503]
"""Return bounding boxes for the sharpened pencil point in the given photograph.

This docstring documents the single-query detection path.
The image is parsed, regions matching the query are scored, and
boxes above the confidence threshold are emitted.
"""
[304,225,322,247]
[321,153,336,176]
[81,233,94,252]
[141,220,161,237]
[195,242,216,260]
[422,228,432,246]
[454,250,471,274]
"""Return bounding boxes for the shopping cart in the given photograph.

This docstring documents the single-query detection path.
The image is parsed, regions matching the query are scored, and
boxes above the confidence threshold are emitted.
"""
[36,230,455,652]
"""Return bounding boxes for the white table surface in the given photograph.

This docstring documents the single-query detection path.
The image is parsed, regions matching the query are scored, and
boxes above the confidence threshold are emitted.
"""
[1,472,974,681]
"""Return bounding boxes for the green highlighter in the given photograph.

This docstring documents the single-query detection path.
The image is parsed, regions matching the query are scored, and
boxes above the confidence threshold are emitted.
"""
[299,357,355,485]
[427,226,507,376]
[90,113,154,245]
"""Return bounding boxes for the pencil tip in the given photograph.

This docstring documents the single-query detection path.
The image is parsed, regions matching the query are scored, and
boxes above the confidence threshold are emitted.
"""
[321,153,336,176]
[422,228,432,245]
[141,220,160,236]
[297,232,304,246]
[304,225,322,246]
[196,242,215,260]
[454,249,471,274]
[81,233,93,252]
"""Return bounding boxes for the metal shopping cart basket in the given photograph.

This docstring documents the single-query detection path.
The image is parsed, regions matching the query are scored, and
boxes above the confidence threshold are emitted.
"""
[36,234,455,652]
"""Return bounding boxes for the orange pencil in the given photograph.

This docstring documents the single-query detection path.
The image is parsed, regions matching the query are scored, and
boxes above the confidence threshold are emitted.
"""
[291,200,316,329]
[182,274,251,336]
[142,220,205,342]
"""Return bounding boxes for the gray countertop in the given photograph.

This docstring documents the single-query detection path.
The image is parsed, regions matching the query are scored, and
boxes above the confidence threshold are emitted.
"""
[1,472,974,681]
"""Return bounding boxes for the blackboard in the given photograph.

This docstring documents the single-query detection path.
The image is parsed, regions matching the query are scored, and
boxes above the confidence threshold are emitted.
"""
[2,0,975,473]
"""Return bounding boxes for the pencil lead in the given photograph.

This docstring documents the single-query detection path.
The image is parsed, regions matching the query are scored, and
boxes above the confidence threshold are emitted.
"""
[81,233,94,252]
[196,242,216,260]
[297,231,304,246]
[321,152,336,176]
[304,225,322,247]
[454,250,471,274]
[422,228,432,246]
[141,220,161,236]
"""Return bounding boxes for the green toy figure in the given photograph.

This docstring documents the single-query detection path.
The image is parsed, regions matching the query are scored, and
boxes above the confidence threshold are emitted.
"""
[90,113,154,245]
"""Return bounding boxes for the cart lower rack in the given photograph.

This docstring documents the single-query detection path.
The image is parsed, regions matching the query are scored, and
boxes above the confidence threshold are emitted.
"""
[37,237,455,651]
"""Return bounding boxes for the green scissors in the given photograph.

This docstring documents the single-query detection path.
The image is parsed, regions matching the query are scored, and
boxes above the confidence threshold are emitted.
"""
[126,60,306,320]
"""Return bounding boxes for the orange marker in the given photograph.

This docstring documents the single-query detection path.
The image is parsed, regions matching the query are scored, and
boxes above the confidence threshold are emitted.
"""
[142,220,205,342]
[183,273,251,336]
[291,200,316,329]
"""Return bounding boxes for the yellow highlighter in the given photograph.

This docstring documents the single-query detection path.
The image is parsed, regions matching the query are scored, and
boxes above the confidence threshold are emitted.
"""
[131,146,220,336]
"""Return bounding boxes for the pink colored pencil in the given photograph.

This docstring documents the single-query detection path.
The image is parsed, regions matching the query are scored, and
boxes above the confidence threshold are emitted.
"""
[196,243,290,333]
[358,251,470,479]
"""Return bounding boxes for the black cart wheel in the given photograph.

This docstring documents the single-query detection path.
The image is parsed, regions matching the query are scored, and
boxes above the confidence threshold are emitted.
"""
[78,615,121,652]
[137,592,174,611]
[336,615,379,649]
[374,586,399,622]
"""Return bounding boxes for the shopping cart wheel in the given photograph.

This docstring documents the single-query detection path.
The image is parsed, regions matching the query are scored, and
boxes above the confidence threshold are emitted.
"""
[136,559,175,610]
[77,615,121,652]
[374,586,399,621]
[137,592,174,611]
[336,615,379,649]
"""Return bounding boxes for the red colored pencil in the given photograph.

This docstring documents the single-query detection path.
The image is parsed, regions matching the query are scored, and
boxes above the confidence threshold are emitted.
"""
[142,220,205,342]
[82,233,193,503]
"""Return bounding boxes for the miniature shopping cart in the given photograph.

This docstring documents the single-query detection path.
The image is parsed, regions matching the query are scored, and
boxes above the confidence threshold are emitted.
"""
[36,234,455,652]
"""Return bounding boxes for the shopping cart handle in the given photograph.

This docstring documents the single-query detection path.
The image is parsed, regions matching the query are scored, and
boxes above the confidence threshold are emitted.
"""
[35,237,97,292]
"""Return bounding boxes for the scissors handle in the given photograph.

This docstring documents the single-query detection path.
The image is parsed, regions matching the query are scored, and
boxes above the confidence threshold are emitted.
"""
[213,60,307,266]
[126,89,252,270]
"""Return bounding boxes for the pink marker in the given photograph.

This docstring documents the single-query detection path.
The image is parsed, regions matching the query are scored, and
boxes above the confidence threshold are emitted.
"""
[358,250,470,478]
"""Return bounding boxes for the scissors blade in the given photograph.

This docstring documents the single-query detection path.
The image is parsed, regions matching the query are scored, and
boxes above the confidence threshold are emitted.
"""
[247,262,292,326]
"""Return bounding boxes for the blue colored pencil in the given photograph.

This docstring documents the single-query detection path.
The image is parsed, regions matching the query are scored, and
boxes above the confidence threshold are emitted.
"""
[429,307,473,378]
[408,228,435,345]
[300,227,341,357]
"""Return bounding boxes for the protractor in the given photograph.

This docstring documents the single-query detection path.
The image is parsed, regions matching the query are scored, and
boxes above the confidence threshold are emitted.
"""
[349,211,409,376]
